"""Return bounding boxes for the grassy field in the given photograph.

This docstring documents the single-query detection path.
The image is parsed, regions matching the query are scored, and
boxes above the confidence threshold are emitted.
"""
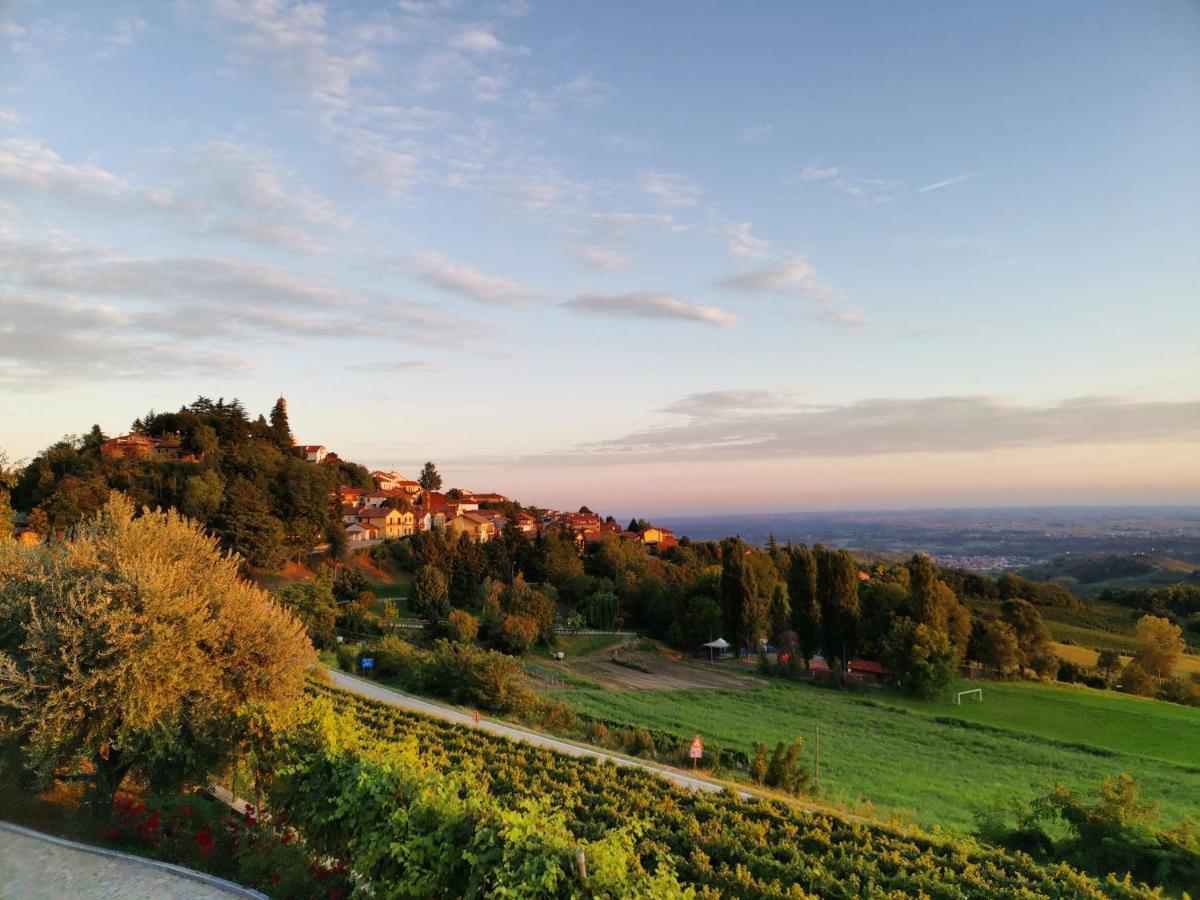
[556,676,1200,833]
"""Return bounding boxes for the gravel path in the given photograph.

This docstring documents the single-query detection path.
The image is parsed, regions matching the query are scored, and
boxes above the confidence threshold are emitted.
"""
[0,822,262,899]
[324,668,750,796]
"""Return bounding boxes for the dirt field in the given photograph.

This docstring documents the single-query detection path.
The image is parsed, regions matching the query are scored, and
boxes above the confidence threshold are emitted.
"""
[561,642,762,691]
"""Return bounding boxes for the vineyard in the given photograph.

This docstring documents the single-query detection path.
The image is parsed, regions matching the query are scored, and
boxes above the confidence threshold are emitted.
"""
[297,681,1153,898]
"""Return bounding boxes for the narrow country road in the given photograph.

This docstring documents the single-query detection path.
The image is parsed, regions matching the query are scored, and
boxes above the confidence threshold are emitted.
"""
[323,668,750,797]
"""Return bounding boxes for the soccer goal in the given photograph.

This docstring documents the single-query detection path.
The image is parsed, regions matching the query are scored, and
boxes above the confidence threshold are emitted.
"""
[954,688,983,705]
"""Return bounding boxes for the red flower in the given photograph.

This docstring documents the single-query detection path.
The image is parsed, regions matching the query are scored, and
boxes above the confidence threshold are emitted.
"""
[195,825,215,858]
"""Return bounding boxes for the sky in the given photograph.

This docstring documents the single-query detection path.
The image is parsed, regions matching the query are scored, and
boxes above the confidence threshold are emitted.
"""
[1,0,1198,514]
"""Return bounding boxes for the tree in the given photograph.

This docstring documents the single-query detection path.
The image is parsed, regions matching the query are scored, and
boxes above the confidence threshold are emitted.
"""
[412,565,450,624]
[0,450,18,535]
[1132,614,1184,678]
[971,618,1022,676]
[786,545,820,667]
[768,582,790,641]
[1096,648,1122,680]
[181,469,224,521]
[1119,661,1158,697]
[0,493,313,816]
[418,461,443,492]
[816,547,860,677]
[268,397,293,447]
[213,478,285,571]
[276,572,338,648]
[1000,598,1054,673]
[884,618,957,699]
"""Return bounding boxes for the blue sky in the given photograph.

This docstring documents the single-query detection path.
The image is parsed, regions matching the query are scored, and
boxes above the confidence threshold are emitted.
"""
[2,0,1198,513]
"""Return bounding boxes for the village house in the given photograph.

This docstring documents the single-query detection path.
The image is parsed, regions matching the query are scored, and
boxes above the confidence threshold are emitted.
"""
[464,491,508,505]
[640,526,679,551]
[446,511,496,543]
[345,522,379,543]
[99,432,193,461]
[353,507,414,539]
[301,444,328,463]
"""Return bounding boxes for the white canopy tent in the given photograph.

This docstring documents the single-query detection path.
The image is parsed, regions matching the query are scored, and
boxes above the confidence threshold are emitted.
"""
[701,638,731,661]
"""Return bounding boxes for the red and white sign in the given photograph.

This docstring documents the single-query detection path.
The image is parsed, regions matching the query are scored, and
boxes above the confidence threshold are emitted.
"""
[688,735,703,759]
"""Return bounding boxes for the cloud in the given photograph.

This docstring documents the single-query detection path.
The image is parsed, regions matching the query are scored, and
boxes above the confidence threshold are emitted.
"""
[918,172,980,193]
[562,394,1200,462]
[193,141,348,227]
[450,28,503,52]
[563,292,740,328]
[718,255,820,295]
[0,136,150,206]
[738,123,773,144]
[718,221,772,259]
[0,133,347,252]
[795,163,840,182]
[577,244,630,271]
[639,170,702,208]
[411,251,541,306]
[0,225,469,387]
[815,306,868,328]
[787,161,900,206]
[98,15,148,58]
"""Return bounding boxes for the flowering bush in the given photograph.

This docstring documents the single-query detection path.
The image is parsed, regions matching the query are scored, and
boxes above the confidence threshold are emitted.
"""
[105,793,350,899]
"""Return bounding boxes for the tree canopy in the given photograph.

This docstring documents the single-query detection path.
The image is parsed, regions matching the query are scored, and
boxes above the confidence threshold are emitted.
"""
[0,493,314,814]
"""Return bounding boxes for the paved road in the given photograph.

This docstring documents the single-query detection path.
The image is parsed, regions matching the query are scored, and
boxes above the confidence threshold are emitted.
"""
[324,668,750,797]
[0,822,263,899]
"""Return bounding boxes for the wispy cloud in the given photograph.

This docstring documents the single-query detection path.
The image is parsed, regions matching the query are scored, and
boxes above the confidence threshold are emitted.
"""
[639,170,702,208]
[738,123,773,144]
[555,394,1200,462]
[717,221,772,259]
[563,292,740,328]
[0,225,468,386]
[450,27,503,52]
[411,251,541,306]
[717,255,818,294]
[577,244,630,271]
[917,172,980,193]
[786,161,900,206]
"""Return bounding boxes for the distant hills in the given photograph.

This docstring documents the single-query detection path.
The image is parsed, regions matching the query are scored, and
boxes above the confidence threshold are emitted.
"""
[1018,553,1200,596]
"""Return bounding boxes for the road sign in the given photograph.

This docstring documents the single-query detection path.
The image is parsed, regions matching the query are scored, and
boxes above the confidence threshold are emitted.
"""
[361,657,374,670]
[688,735,703,760]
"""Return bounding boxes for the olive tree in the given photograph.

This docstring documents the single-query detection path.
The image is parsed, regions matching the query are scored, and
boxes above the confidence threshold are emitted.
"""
[0,493,314,816]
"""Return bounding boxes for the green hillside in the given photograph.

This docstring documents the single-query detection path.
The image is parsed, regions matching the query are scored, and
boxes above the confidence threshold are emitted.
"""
[556,677,1200,834]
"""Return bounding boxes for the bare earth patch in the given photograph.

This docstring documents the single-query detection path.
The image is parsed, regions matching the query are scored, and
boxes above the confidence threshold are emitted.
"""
[569,653,762,691]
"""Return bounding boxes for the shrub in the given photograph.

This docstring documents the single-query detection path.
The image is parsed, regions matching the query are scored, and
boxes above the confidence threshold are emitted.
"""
[498,613,539,655]
[588,720,611,745]
[446,608,479,645]
[539,701,578,733]
[373,634,424,684]
[1119,661,1157,697]
[749,742,768,784]
[621,728,656,758]
[764,738,811,796]
[334,642,358,672]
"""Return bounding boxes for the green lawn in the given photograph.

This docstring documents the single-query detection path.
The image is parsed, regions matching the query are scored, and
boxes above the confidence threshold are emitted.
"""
[558,678,1200,833]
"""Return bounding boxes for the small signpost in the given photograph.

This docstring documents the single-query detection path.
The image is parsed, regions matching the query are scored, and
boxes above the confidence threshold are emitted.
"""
[689,735,703,769]
[361,657,374,675]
